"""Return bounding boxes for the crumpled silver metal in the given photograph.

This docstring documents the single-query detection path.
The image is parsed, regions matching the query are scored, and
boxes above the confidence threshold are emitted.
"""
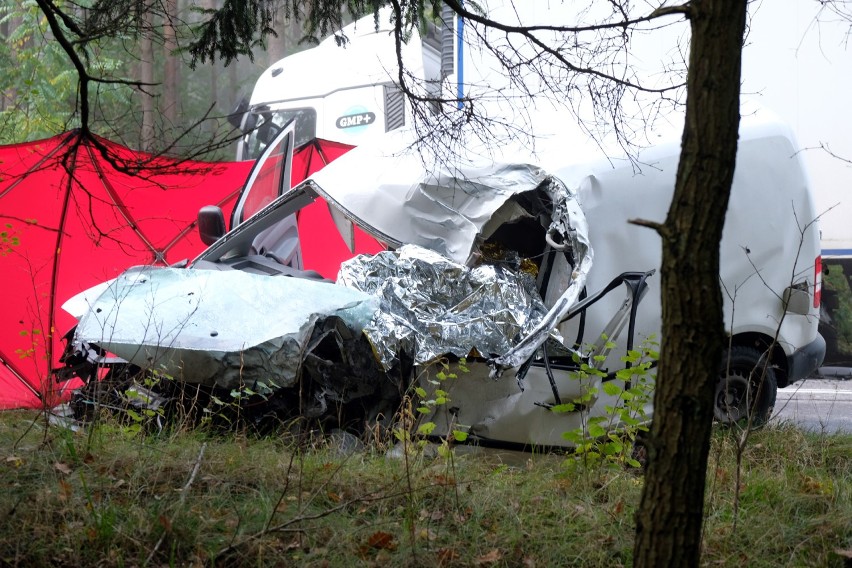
[309,129,557,266]
[338,173,592,374]
[489,175,594,373]
[337,244,556,369]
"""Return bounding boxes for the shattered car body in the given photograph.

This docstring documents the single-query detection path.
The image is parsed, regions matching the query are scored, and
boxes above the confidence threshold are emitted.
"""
[75,267,380,391]
[60,123,654,447]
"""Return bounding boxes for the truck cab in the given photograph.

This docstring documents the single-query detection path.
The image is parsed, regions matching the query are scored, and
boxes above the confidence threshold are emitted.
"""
[233,8,453,161]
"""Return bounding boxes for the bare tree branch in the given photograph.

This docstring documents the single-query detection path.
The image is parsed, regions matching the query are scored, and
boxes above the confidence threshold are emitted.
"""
[441,0,690,93]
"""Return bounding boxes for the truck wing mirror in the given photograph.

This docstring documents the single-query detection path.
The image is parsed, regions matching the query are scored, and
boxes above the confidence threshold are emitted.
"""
[228,97,249,130]
[198,205,226,246]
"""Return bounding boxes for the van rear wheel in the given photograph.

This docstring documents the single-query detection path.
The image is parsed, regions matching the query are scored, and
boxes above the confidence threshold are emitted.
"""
[714,346,777,426]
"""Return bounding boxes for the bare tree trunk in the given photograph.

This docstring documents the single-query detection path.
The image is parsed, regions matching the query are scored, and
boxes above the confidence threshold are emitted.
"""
[633,0,747,566]
[267,7,288,64]
[3,14,26,109]
[0,16,9,111]
[139,14,155,150]
[228,59,238,109]
[163,0,179,125]
[267,8,304,66]
[203,0,218,114]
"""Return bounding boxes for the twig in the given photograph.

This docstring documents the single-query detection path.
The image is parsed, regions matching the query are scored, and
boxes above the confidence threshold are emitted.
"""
[214,474,482,559]
[263,449,297,532]
[179,442,207,505]
[216,491,381,559]
[629,217,669,238]
[145,442,207,565]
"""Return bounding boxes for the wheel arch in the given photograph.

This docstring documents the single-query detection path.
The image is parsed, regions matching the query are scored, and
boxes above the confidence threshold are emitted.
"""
[727,331,791,388]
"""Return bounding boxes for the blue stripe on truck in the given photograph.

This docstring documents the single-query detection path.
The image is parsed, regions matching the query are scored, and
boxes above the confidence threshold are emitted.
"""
[457,14,464,109]
[822,249,852,257]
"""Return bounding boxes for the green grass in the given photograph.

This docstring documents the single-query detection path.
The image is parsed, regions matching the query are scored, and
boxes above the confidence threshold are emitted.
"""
[0,411,850,567]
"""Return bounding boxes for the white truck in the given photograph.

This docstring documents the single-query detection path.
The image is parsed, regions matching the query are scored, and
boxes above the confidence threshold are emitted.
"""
[230,8,451,161]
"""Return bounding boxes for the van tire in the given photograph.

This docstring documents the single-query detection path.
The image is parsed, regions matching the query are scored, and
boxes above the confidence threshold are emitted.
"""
[714,346,777,426]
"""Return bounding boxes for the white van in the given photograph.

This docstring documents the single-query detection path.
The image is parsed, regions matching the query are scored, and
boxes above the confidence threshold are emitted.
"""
[549,117,825,434]
[301,115,825,445]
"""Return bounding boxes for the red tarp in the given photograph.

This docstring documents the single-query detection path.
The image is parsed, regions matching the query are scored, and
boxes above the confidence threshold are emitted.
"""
[0,131,380,410]
[293,139,385,277]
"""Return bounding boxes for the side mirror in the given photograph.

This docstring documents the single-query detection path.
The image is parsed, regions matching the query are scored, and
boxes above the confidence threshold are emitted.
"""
[198,205,226,246]
[243,112,259,133]
[227,97,249,130]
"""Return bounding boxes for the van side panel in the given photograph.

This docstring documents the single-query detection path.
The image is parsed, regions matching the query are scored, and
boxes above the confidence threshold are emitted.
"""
[555,123,821,380]
[720,133,821,353]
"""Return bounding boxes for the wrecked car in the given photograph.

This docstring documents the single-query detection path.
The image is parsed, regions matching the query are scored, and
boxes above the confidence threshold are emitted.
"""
[58,115,824,448]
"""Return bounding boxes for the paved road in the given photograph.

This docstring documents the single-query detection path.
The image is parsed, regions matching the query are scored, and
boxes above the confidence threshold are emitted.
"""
[773,378,852,434]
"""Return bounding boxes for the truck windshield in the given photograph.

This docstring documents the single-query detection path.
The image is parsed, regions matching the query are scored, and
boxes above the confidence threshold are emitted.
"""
[243,108,317,160]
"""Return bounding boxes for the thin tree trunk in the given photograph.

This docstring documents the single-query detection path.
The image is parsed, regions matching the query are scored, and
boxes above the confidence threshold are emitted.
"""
[268,7,288,64]
[163,0,179,125]
[228,60,238,111]
[139,14,155,150]
[3,14,25,109]
[203,0,218,117]
[633,0,747,566]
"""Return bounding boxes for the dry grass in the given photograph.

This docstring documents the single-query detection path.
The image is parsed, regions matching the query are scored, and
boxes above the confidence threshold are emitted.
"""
[0,410,849,567]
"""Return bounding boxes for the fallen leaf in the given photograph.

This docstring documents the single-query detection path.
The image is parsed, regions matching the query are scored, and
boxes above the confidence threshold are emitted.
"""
[437,547,458,566]
[58,479,72,501]
[5,456,23,467]
[327,491,342,503]
[474,548,503,565]
[54,462,72,475]
[365,531,396,550]
[800,475,829,495]
[613,500,624,515]
[433,474,456,486]
[283,537,302,551]
[835,548,852,559]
